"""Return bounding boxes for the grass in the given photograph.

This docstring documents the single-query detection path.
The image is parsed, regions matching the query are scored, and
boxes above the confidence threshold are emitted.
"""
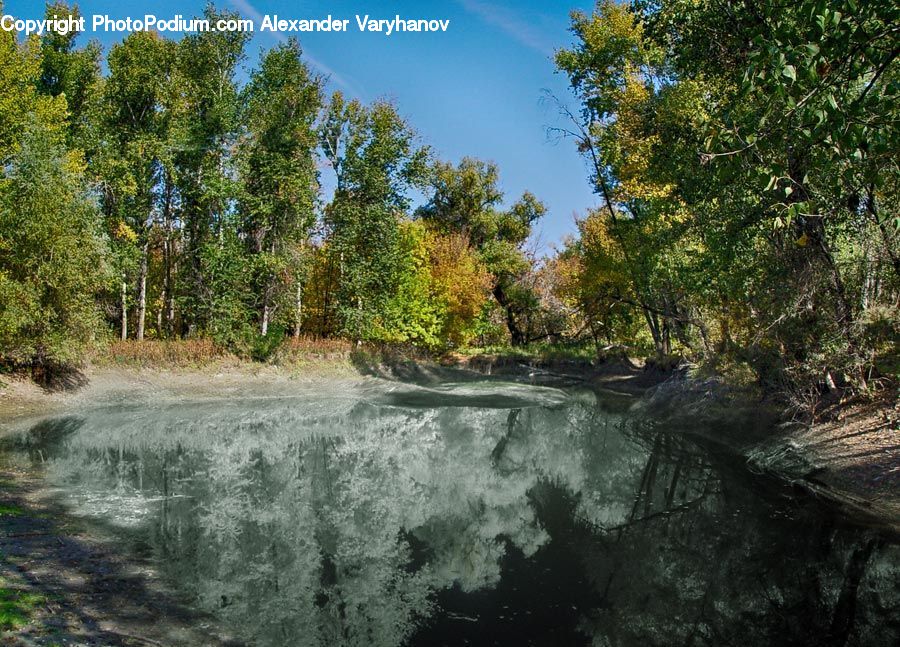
[93,339,233,369]
[0,503,25,517]
[0,583,45,630]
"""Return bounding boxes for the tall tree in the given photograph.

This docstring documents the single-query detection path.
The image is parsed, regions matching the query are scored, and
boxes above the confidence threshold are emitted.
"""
[320,93,429,340]
[239,39,323,336]
[174,6,250,335]
[99,30,175,340]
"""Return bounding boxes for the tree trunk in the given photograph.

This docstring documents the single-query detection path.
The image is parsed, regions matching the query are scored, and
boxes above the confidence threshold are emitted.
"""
[136,241,149,341]
[261,298,270,336]
[642,307,664,356]
[493,283,525,346]
[162,173,175,337]
[120,273,128,341]
[294,281,303,339]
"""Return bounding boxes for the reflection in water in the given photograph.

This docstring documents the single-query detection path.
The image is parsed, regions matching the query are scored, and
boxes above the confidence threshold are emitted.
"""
[1,381,897,646]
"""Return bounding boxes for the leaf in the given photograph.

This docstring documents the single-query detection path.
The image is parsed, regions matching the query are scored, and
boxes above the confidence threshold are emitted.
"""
[782,65,796,81]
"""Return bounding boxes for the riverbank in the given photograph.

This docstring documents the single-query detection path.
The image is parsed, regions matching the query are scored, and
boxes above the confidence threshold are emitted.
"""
[747,391,900,535]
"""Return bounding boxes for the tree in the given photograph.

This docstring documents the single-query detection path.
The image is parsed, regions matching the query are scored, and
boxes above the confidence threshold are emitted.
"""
[555,0,899,393]
[418,158,547,345]
[174,6,250,336]
[99,30,175,341]
[320,93,429,340]
[0,123,109,366]
[239,39,323,336]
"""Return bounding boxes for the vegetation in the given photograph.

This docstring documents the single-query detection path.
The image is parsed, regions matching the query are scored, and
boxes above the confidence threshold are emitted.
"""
[0,1,896,411]
[551,0,898,405]
[0,581,45,630]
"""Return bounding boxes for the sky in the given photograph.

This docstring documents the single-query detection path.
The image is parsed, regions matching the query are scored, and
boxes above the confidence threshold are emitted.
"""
[5,0,601,252]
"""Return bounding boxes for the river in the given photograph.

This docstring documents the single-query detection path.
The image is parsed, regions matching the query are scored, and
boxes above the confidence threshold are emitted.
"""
[1,378,896,646]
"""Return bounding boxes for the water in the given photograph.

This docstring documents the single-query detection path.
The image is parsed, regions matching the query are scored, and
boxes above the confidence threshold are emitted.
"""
[1,379,897,646]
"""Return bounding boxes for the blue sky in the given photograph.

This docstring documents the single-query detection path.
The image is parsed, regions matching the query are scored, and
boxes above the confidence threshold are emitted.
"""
[5,0,600,251]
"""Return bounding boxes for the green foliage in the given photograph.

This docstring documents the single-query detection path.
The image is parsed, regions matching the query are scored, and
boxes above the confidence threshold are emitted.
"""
[0,123,109,365]
[322,94,429,340]
[239,39,322,336]
[418,158,547,345]
[555,0,899,397]
[185,230,254,351]
[1,3,553,366]
[38,2,101,146]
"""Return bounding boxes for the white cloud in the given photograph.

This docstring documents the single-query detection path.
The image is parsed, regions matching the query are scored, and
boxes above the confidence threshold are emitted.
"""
[458,0,555,58]
[226,0,363,97]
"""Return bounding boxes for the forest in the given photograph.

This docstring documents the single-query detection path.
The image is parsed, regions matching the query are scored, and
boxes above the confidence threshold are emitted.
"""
[0,0,897,407]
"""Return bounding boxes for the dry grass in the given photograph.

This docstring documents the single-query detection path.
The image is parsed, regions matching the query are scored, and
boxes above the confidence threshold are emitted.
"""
[95,337,364,370]
[277,335,355,359]
[94,339,234,368]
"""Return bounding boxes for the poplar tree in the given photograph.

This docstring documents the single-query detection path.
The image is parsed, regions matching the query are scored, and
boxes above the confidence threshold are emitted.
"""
[239,39,323,336]
[321,93,429,340]
[99,31,175,340]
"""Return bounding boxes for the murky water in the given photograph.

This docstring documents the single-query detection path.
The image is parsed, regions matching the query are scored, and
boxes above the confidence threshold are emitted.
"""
[1,379,897,646]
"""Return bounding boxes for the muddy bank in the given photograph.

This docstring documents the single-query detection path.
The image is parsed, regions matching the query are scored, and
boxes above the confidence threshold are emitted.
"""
[637,378,900,535]
[0,361,364,433]
[746,392,900,536]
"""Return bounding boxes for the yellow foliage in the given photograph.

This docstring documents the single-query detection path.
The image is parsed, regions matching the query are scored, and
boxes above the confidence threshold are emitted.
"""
[112,220,138,244]
[427,229,492,346]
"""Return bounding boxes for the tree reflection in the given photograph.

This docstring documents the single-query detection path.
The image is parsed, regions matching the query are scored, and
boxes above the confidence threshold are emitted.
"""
[2,384,896,647]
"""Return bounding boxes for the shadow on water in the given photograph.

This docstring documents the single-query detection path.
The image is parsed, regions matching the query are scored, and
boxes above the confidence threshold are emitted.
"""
[0,385,897,647]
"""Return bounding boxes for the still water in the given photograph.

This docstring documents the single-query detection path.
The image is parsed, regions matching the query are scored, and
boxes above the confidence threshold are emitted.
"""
[1,379,897,646]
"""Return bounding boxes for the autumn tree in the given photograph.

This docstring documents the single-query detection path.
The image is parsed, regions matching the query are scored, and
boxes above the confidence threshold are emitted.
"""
[417,158,547,345]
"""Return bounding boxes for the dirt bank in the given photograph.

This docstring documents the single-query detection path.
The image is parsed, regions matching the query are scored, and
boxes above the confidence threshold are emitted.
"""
[748,391,900,534]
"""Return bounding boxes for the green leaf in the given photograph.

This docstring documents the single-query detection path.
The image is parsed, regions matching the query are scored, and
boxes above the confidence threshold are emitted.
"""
[782,65,796,81]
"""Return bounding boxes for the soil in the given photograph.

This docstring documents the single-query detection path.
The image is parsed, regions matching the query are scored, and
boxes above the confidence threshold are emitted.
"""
[787,391,900,532]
